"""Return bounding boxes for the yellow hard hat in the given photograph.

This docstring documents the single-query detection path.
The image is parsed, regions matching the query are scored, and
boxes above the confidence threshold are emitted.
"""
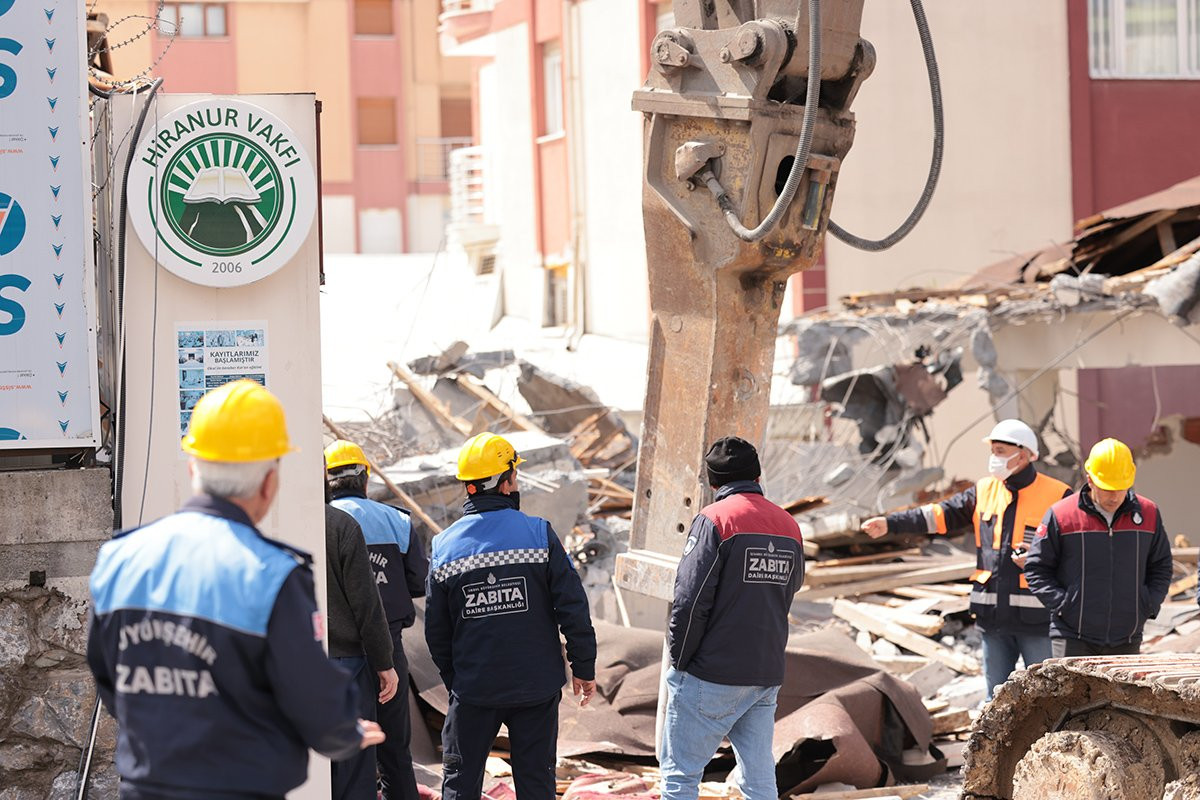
[1084,437,1136,491]
[324,439,369,474]
[181,380,295,462]
[456,432,525,481]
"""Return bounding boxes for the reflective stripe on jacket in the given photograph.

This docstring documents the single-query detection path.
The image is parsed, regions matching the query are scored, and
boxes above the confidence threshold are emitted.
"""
[887,465,1069,634]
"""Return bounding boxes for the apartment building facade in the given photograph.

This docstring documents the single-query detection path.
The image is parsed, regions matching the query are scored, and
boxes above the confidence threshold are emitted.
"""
[101,0,472,252]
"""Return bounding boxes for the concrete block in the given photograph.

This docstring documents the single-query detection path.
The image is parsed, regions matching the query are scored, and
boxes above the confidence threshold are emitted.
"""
[2,468,112,545]
[374,430,587,537]
[0,541,105,583]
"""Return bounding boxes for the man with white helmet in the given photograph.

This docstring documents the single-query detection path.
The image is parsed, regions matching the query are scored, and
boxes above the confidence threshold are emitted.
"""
[87,380,383,799]
[862,419,1070,699]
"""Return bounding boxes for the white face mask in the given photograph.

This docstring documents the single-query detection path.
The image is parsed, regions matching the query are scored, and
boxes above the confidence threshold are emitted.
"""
[988,452,1020,480]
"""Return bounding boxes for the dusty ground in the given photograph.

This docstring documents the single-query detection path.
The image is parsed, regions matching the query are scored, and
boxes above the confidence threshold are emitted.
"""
[915,769,964,799]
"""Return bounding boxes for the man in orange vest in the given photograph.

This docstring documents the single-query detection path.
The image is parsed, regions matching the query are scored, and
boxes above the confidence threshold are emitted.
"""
[862,419,1070,699]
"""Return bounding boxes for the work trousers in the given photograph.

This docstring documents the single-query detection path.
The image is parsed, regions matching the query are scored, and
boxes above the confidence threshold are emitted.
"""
[331,655,377,800]
[659,667,780,800]
[1051,637,1141,657]
[980,631,1052,700]
[121,786,282,800]
[441,692,560,800]
[378,626,419,800]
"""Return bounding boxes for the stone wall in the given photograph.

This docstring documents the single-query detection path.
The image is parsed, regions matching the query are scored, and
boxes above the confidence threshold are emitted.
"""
[0,586,118,799]
[1,467,116,798]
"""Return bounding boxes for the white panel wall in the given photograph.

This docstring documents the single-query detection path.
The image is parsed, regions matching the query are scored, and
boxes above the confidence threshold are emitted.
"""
[576,0,649,342]
[479,30,541,324]
[821,2,1074,307]
[321,195,356,253]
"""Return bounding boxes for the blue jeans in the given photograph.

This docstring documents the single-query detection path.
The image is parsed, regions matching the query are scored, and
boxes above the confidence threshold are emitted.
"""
[981,631,1051,699]
[660,667,779,800]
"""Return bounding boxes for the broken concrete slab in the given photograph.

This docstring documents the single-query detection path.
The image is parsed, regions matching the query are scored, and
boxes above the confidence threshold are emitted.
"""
[373,430,588,539]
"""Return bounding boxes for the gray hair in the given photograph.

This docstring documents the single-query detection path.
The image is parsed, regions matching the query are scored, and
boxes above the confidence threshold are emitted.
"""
[191,458,277,500]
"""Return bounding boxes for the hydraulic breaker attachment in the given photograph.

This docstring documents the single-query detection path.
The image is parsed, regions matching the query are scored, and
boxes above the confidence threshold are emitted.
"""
[628,0,874,557]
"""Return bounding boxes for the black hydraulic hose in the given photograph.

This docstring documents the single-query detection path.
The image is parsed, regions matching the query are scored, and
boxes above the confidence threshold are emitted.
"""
[827,0,942,251]
[716,0,822,242]
[77,77,163,800]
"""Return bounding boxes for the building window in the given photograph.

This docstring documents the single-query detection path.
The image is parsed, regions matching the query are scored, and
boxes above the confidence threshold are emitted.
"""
[541,43,564,137]
[355,0,393,35]
[1089,0,1200,78]
[357,98,398,146]
[159,3,227,37]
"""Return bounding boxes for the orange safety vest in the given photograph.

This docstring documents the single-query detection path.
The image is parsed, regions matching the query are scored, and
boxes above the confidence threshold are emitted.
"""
[968,472,1069,620]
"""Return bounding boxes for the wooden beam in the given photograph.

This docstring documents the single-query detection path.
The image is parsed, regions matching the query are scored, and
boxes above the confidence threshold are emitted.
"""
[931,707,972,735]
[452,374,544,434]
[801,561,933,587]
[791,785,928,800]
[322,416,444,534]
[808,548,921,569]
[387,361,472,436]
[795,562,974,602]
[1157,220,1179,257]
[1169,571,1198,598]
[833,599,980,674]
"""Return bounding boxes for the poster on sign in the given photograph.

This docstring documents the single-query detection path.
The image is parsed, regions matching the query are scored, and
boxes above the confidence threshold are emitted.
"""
[175,321,269,438]
[0,0,100,448]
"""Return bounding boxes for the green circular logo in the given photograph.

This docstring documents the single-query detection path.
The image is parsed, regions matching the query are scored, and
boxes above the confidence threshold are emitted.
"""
[160,133,284,257]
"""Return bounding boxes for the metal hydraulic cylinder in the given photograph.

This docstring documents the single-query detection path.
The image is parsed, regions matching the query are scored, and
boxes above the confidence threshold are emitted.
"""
[624,0,874,569]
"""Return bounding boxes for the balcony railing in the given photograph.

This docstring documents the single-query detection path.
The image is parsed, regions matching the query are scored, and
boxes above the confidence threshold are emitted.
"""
[415,136,474,183]
[449,145,486,227]
[441,0,493,16]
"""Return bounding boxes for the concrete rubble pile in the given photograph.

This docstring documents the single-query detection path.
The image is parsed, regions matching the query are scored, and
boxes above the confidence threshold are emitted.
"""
[326,345,1064,800]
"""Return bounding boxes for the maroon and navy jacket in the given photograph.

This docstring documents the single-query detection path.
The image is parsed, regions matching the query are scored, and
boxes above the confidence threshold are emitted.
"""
[668,481,805,687]
[1024,488,1173,646]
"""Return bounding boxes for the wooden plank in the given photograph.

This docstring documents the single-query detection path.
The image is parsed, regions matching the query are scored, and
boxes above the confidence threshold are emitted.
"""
[796,562,975,602]
[802,561,933,587]
[322,416,443,534]
[791,785,928,800]
[1157,220,1179,256]
[1174,547,1199,564]
[867,605,944,637]
[833,599,980,675]
[1169,571,1198,598]
[453,374,545,433]
[388,361,473,436]
[808,548,921,569]
[931,708,972,735]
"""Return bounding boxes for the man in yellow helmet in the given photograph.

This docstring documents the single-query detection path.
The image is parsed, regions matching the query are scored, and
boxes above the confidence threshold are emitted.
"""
[1025,437,1173,656]
[325,438,428,800]
[87,380,384,799]
[425,432,597,800]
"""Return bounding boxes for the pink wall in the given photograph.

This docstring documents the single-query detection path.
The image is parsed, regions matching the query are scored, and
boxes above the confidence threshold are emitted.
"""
[348,6,409,247]
[1068,0,1200,218]
[1077,366,1200,452]
[152,33,236,94]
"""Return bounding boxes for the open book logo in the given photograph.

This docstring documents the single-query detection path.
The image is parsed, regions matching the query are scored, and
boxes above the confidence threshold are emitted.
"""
[162,134,283,256]
[128,98,317,288]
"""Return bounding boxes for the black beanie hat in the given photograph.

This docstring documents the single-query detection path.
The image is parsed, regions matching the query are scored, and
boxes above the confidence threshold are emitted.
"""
[705,436,761,486]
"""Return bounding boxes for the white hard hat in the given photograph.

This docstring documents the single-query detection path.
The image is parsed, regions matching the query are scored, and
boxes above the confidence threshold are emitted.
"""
[983,419,1038,457]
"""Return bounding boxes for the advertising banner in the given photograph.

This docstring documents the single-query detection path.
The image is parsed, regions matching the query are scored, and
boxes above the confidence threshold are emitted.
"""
[0,0,100,447]
[175,320,268,437]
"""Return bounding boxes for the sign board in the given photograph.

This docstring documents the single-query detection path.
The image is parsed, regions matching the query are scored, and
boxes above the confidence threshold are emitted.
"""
[114,93,328,798]
[127,98,317,287]
[0,0,100,448]
[175,321,268,438]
